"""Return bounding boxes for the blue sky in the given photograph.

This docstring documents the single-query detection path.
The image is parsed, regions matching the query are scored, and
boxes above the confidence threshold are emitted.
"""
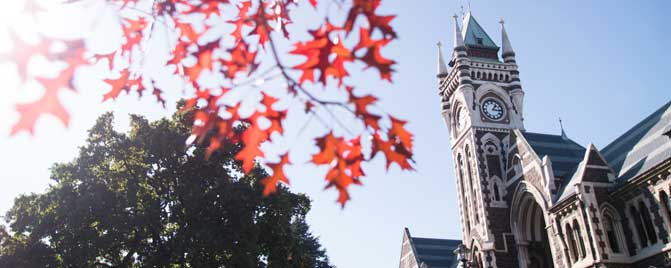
[1,1,670,268]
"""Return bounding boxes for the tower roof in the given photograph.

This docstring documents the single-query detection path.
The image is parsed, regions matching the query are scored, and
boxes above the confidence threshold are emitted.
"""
[461,12,499,49]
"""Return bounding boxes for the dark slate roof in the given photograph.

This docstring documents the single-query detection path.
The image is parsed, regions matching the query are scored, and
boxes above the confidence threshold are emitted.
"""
[461,12,498,49]
[602,101,671,183]
[411,237,462,268]
[521,132,586,178]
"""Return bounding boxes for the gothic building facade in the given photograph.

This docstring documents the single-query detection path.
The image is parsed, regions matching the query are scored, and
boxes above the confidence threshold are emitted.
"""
[399,12,671,268]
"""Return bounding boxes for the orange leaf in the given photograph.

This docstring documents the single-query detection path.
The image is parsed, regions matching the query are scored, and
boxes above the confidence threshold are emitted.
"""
[235,122,268,173]
[260,153,291,196]
[103,69,131,101]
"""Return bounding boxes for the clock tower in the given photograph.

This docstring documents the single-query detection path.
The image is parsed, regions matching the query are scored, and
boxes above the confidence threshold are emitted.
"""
[437,12,526,267]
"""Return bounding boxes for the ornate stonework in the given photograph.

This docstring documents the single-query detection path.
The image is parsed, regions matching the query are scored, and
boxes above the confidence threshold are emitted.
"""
[401,12,671,268]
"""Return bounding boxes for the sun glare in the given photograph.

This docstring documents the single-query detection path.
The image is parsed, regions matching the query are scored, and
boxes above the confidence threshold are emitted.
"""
[0,1,26,50]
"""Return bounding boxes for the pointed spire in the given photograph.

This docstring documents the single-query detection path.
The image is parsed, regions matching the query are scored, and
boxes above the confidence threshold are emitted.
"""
[437,41,448,78]
[559,117,568,140]
[453,14,465,49]
[500,19,515,58]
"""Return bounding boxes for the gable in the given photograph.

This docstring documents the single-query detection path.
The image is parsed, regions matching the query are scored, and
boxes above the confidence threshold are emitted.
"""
[520,132,586,179]
[399,228,461,268]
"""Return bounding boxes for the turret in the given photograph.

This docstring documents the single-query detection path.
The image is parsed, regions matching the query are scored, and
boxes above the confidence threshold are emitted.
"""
[437,42,448,78]
[500,19,516,63]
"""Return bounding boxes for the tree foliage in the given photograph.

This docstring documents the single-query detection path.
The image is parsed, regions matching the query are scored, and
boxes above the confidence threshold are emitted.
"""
[0,110,333,268]
[4,0,413,206]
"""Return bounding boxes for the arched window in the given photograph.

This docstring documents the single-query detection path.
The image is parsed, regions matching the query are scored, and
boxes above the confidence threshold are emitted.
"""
[471,71,475,78]
[565,223,578,263]
[603,211,622,253]
[659,191,671,230]
[457,154,471,233]
[639,201,658,244]
[630,205,649,247]
[573,220,586,259]
[477,71,481,79]
[493,182,501,201]
[465,146,479,224]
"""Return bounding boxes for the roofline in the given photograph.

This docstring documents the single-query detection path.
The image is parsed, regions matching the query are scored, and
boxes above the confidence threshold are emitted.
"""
[602,101,671,156]
[550,192,578,212]
[412,237,463,243]
[610,159,671,196]
[404,228,423,267]
[513,129,544,164]
[462,12,499,49]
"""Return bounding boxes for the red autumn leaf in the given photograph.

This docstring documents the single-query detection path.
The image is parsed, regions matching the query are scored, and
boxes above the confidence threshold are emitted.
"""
[371,131,413,171]
[261,153,291,196]
[311,132,339,165]
[227,1,253,42]
[11,66,78,135]
[183,0,225,19]
[311,133,365,206]
[290,22,353,85]
[259,93,287,136]
[354,27,395,81]
[344,0,397,38]
[347,86,381,129]
[11,90,69,136]
[175,20,207,43]
[235,121,268,173]
[102,69,131,101]
[93,52,116,70]
[388,116,413,150]
[221,41,258,79]
[185,42,218,81]
[0,33,52,81]
[7,0,408,208]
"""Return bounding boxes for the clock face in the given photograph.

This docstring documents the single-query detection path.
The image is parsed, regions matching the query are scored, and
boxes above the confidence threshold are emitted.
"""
[482,99,504,120]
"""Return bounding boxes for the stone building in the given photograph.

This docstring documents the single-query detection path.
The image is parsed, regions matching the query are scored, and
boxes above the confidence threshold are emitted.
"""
[399,12,671,268]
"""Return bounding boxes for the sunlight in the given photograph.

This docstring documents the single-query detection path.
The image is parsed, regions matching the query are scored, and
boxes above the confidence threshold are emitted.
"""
[0,0,31,130]
[0,1,27,49]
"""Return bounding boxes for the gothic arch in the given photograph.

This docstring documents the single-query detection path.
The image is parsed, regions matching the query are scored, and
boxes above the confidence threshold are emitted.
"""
[479,132,501,153]
[510,181,555,268]
[449,97,470,137]
[475,83,514,109]
[490,175,505,202]
[456,151,472,235]
[600,203,626,255]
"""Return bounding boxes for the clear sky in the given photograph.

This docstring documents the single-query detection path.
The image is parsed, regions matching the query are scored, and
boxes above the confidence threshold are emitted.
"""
[1,1,670,268]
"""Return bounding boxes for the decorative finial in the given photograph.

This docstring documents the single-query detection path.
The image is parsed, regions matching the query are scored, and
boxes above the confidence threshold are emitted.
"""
[436,41,448,78]
[452,13,465,49]
[559,117,568,139]
[500,18,515,59]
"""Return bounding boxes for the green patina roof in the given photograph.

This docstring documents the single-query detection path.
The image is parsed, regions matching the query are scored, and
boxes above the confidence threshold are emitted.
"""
[461,13,499,49]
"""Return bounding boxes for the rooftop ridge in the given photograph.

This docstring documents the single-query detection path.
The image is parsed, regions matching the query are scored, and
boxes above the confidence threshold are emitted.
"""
[602,101,671,156]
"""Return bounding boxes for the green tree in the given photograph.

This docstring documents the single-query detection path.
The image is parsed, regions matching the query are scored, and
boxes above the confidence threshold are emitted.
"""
[0,109,334,268]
